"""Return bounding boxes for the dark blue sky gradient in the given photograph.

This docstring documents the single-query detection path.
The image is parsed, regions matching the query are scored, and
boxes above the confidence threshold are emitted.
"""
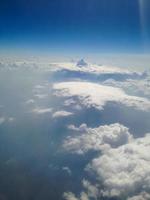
[0,0,150,54]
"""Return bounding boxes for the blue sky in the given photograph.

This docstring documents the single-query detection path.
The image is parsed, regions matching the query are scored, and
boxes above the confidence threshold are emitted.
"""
[0,0,150,55]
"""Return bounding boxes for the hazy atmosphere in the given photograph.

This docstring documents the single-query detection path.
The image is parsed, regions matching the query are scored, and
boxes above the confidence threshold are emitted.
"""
[0,1,150,200]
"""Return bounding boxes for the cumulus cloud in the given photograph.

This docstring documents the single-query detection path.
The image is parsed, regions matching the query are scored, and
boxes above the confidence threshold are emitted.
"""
[63,123,132,154]
[52,61,145,84]
[63,122,150,199]
[63,180,99,200]
[82,179,99,199]
[62,166,72,175]
[32,107,52,114]
[63,192,80,200]
[53,61,139,76]
[127,192,150,200]
[0,61,55,71]
[53,81,150,111]
[52,110,73,118]
[26,99,35,104]
[88,133,150,197]
[64,191,90,200]
[33,82,49,99]
[104,76,150,98]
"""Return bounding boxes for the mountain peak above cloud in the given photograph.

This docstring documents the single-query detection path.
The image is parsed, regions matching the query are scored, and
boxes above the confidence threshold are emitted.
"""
[76,59,88,67]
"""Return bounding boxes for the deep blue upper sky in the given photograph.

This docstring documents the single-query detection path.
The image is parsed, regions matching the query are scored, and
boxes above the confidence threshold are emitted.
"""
[0,0,150,55]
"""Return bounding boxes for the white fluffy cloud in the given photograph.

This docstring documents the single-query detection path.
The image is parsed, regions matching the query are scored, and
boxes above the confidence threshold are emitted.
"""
[63,123,132,154]
[64,179,100,200]
[127,192,150,200]
[52,110,73,118]
[88,133,150,197]
[52,61,140,76]
[32,107,52,114]
[103,76,150,98]
[63,122,150,199]
[63,192,82,200]
[63,179,99,200]
[82,179,99,199]
[53,81,150,111]
[26,99,35,104]
[62,166,72,175]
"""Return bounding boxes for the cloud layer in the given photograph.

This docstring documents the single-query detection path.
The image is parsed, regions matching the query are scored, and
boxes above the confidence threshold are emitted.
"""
[88,132,150,197]
[63,123,132,154]
[53,81,150,111]
[52,110,73,118]
[63,122,150,199]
